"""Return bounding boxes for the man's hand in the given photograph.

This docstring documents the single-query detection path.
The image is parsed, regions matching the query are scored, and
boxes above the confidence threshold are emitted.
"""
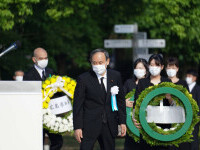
[126,98,134,107]
[133,118,141,129]
[120,124,126,137]
[74,129,83,143]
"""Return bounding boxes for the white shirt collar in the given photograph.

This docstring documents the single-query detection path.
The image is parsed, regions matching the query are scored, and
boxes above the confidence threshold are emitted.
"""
[34,64,45,78]
[189,82,196,92]
[95,71,107,80]
[95,71,107,91]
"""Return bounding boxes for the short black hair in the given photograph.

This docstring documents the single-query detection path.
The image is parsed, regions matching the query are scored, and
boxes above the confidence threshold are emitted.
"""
[89,48,109,62]
[186,69,198,77]
[134,58,149,78]
[166,57,179,67]
[148,54,164,66]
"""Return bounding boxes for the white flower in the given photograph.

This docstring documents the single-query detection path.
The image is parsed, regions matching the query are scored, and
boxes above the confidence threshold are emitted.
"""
[43,109,48,115]
[46,109,51,114]
[63,119,68,124]
[56,117,62,123]
[63,125,68,131]
[44,116,51,123]
[58,128,63,132]
[50,124,55,130]
[49,119,55,126]
[157,126,161,129]
[163,128,169,131]
[110,86,119,95]
[54,127,59,131]
[43,103,74,133]
[54,122,60,128]
[46,122,51,127]
[59,123,64,130]
[170,127,176,131]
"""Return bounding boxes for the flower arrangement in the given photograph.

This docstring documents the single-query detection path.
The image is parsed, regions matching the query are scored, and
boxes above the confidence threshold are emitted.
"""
[42,75,76,134]
[134,82,200,147]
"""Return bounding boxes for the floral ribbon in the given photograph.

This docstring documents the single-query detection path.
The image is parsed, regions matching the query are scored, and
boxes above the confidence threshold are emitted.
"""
[43,76,72,102]
[111,86,119,111]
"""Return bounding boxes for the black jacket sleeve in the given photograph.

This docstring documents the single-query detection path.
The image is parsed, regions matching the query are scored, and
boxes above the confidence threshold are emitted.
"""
[133,79,144,108]
[73,76,86,130]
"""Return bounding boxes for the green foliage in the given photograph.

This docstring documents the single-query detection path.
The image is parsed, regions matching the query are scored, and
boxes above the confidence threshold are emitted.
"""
[0,0,39,30]
[134,0,200,63]
[125,89,136,99]
[1,0,200,79]
[0,0,143,79]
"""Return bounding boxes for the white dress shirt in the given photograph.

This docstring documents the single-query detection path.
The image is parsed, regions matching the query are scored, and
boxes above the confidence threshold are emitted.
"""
[189,82,196,92]
[34,64,45,78]
[95,71,107,91]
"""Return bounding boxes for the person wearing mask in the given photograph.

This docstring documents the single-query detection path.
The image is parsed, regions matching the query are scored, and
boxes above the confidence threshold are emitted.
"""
[23,47,63,150]
[133,54,172,150]
[13,70,24,81]
[166,57,188,89]
[73,48,126,150]
[123,58,149,150]
[178,69,200,150]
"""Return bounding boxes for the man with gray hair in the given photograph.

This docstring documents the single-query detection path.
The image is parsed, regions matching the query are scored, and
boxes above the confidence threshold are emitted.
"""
[73,48,126,150]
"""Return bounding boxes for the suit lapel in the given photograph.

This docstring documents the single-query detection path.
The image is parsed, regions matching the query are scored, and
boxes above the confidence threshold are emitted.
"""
[89,70,105,103]
[106,70,112,102]
[32,67,42,80]
[191,84,197,95]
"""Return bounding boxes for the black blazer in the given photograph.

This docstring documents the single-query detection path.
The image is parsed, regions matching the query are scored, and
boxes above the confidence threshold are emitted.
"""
[123,78,137,95]
[175,79,189,91]
[23,66,54,81]
[191,84,200,109]
[73,69,126,138]
[134,76,171,102]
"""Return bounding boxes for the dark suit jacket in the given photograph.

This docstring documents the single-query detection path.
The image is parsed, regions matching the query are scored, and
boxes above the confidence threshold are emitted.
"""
[123,78,136,95]
[73,69,126,138]
[175,79,189,91]
[23,66,54,81]
[179,83,200,150]
[191,84,200,108]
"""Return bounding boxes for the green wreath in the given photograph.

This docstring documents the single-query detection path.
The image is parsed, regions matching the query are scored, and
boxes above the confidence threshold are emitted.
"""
[135,82,200,147]
[125,89,140,142]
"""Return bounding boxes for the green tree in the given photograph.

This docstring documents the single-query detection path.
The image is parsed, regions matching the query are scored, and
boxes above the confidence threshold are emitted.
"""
[134,0,200,64]
[0,0,40,30]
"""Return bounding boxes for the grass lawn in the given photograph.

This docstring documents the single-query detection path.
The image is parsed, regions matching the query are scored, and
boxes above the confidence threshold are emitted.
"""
[61,135,125,150]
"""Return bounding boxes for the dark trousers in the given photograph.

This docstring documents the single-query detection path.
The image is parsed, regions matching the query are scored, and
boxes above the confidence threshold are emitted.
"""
[80,123,115,150]
[124,134,141,150]
[43,129,63,150]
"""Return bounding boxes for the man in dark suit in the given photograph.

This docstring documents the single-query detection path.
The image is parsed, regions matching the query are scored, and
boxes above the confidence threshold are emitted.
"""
[23,47,63,150]
[181,69,200,150]
[73,48,126,150]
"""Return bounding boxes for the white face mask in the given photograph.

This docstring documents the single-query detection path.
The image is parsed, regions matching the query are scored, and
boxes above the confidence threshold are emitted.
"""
[166,69,177,78]
[186,77,193,85]
[134,69,146,79]
[149,66,161,76]
[92,64,106,75]
[36,59,48,69]
[15,76,23,81]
